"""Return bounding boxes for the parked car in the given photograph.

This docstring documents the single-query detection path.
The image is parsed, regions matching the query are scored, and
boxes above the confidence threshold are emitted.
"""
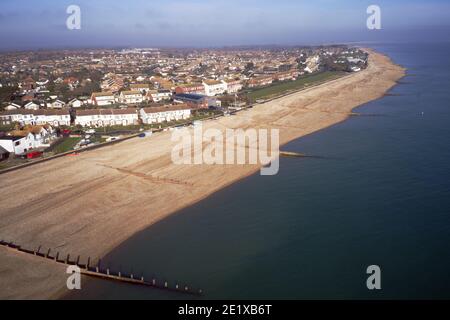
[26,151,43,159]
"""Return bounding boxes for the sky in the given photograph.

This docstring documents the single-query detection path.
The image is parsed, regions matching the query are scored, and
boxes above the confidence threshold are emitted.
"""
[0,0,449,50]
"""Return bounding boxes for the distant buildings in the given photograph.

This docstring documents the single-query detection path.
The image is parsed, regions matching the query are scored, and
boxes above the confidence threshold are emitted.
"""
[0,110,71,127]
[140,105,191,124]
[203,80,227,96]
[91,92,116,106]
[222,79,243,94]
[74,109,139,127]
[248,76,273,88]
[119,90,144,104]
[175,84,206,95]
[146,89,172,103]
[0,125,56,155]
[173,94,210,109]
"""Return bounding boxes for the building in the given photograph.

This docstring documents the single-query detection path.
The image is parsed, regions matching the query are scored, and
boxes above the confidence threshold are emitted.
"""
[0,133,36,155]
[68,98,85,108]
[273,70,299,82]
[4,103,21,111]
[0,145,9,161]
[173,94,209,109]
[91,92,116,106]
[140,105,191,124]
[74,108,139,127]
[248,76,273,88]
[24,102,40,110]
[119,91,144,104]
[203,80,227,96]
[101,74,124,92]
[222,79,243,94]
[0,110,71,127]
[146,89,173,103]
[46,99,66,109]
[130,84,152,94]
[175,83,206,95]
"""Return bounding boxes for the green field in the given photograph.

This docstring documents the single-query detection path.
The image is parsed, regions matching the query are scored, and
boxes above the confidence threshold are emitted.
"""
[52,137,82,154]
[246,71,346,101]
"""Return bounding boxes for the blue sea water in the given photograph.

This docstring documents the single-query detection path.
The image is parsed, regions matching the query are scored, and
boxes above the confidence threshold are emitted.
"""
[69,43,450,300]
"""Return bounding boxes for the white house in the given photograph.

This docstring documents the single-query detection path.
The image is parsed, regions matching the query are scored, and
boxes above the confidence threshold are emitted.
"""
[4,103,21,111]
[140,105,191,124]
[68,98,84,108]
[24,101,40,110]
[203,80,227,96]
[47,99,66,109]
[222,79,243,94]
[0,133,35,155]
[0,110,71,127]
[119,90,144,104]
[147,89,173,103]
[91,92,116,106]
[75,108,139,127]
[130,84,152,94]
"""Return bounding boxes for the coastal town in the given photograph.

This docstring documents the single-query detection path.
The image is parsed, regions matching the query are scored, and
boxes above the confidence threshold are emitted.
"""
[0,46,368,168]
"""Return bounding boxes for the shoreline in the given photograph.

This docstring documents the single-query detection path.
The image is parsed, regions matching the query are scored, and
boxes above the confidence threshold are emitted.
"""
[0,49,406,299]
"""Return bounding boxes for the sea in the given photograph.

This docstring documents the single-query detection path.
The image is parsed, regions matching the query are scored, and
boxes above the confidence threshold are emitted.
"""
[69,42,450,299]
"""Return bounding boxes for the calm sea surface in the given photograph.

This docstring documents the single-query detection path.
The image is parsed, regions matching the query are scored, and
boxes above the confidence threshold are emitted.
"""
[69,43,450,299]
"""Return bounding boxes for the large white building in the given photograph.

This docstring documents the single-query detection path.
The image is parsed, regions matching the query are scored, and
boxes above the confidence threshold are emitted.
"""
[146,89,173,103]
[0,110,71,127]
[119,91,144,104]
[0,125,56,155]
[74,109,139,127]
[203,80,227,96]
[91,92,116,106]
[0,134,35,155]
[222,79,243,94]
[140,105,191,124]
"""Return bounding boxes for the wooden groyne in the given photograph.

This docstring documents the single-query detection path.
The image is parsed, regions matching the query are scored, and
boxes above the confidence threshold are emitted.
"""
[280,151,307,158]
[0,239,202,296]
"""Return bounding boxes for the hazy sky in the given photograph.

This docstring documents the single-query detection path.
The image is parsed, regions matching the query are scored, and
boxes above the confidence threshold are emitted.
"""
[1,0,449,50]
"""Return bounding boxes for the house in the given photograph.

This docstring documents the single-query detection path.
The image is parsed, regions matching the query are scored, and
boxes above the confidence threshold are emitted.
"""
[68,98,84,108]
[173,94,209,109]
[4,103,21,111]
[248,76,273,88]
[47,99,66,109]
[0,145,9,161]
[222,79,243,94]
[203,80,227,96]
[101,74,124,92]
[0,133,35,155]
[146,89,172,103]
[91,92,116,106]
[24,101,40,110]
[273,70,299,82]
[150,76,173,90]
[140,105,191,124]
[175,83,206,95]
[119,91,144,104]
[11,125,56,147]
[130,84,152,94]
[74,108,139,127]
[0,110,71,127]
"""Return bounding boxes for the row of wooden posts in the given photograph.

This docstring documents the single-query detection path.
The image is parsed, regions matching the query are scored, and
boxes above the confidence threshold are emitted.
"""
[0,239,202,296]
